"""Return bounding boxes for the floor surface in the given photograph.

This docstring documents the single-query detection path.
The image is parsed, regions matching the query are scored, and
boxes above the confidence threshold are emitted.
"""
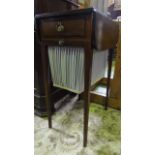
[34,96,121,155]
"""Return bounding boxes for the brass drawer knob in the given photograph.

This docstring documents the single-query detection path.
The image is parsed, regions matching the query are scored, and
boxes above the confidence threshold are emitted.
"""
[58,40,64,46]
[56,22,64,32]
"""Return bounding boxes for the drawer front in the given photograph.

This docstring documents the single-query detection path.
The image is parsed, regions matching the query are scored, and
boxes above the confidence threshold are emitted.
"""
[40,18,86,39]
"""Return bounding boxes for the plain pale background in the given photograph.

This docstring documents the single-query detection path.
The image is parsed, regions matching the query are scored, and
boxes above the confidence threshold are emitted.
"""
[0,0,155,155]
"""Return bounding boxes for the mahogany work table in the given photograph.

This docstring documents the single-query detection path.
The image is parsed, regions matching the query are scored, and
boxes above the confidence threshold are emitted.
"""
[35,8,119,147]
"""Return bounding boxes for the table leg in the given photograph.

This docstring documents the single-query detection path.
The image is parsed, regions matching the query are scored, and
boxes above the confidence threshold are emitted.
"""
[105,48,113,110]
[41,45,52,128]
[83,46,93,147]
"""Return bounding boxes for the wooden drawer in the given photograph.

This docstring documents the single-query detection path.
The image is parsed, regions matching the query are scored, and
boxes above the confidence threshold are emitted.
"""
[40,18,86,39]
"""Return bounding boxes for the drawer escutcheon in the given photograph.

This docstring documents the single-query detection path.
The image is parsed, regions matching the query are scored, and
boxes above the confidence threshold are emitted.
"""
[56,22,64,32]
[58,39,64,46]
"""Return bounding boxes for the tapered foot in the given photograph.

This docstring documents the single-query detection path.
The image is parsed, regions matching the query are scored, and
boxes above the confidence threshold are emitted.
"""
[104,106,108,110]
[83,132,88,147]
[104,99,108,110]
[83,101,89,148]
[83,142,87,147]
[48,124,52,128]
[48,116,52,128]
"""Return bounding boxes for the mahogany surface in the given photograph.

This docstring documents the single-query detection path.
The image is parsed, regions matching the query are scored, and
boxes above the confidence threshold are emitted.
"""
[35,7,119,147]
[34,0,79,116]
[34,0,79,14]
[35,8,119,50]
